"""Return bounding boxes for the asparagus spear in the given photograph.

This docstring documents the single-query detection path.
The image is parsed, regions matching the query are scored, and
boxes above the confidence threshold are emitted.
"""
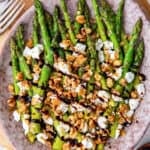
[38,65,52,87]
[132,39,144,72]
[60,0,77,44]
[52,136,64,150]
[34,0,54,65]
[100,0,116,31]
[123,19,142,75]
[45,11,53,39]
[116,0,125,42]
[51,6,61,48]
[16,25,25,50]
[114,19,143,94]
[97,144,104,150]
[15,27,33,80]
[32,14,39,46]
[10,39,20,95]
[92,0,107,41]
[125,40,144,92]
[100,0,123,61]
[74,0,86,34]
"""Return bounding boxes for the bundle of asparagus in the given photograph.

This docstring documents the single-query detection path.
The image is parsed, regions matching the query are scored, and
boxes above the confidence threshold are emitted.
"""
[7,0,145,149]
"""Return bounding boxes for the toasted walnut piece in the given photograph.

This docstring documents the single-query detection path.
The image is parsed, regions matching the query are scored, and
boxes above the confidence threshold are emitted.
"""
[108,115,115,123]
[76,33,85,40]
[26,38,33,48]
[113,60,122,67]
[61,40,71,49]
[17,99,29,113]
[94,73,101,81]
[73,55,87,68]
[26,56,32,65]
[8,84,14,94]
[131,91,138,99]
[63,142,70,150]
[81,28,87,36]
[119,78,127,86]
[118,116,126,124]
[16,72,24,81]
[112,89,121,96]
[66,54,76,62]
[69,127,77,138]
[120,129,126,136]
[7,97,16,109]
[119,104,129,113]
[101,63,112,73]
[33,64,41,73]
[106,78,114,88]
[76,15,86,24]
[89,119,95,128]
[85,28,92,34]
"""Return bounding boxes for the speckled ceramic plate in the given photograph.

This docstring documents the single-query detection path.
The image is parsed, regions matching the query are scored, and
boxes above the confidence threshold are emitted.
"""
[0,0,150,150]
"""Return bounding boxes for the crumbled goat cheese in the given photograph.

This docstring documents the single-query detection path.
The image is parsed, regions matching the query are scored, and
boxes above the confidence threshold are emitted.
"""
[96,39,103,51]
[23,44,43,59]
[22,114,30,120]
[126,110,134,118]
[54,61,71,74]
[129,99,140,110]
[81,122,88,133]
[22,120,29,135]
[13,110,20,122]
[109,67,122,81]
[112,94,123,102]
[70,103,87,113]
[103,41,113,50]
[58,122,70,134]
[82,138,94,149]
[125,72,135,83]
[136,83,145,97]
[57,102,68,113]
[17,82,28,94]
[98,50,105,63]
[75,84,82,93]
[74,43,86,53]
[36,133,48,144]
[97,116,108,129]
[33,73,40,82]
[115,124,123,139]
[72,52,79,56]
[97,90,110,101]
[107,49,116,60]
[43,117,53,125]
[33,94,43,101]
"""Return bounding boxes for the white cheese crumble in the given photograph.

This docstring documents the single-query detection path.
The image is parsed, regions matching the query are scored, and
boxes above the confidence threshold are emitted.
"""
[96,39,103,51]
[57,102,68,114]
[70,103,87,113]
[97,90,110,102]
[129,99,140,110]
[108,49,116,60]
[82,138,93,149]
[22,114,30,120]
[112,94,123,102]
[23,44,43,59]
[22,120,29,135]
[97,116,108,129]
[36,133,48,144]
[74,43,86,53]
[98,50,105,63]
[115,124,123,139]
[13,110,20,122]
[43,117,53,125]
[32,94,43,105]
[125,72,135,83]
[103,41,113,50]
[75,84,82,93]
[126,110,134,118]
[17,82,29,94]
[33,73,40,83]
[109,67,122,81]
[54,61,71,74]
[136,83,145,98]
[81,122,88,133]
[58,122,70,134]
